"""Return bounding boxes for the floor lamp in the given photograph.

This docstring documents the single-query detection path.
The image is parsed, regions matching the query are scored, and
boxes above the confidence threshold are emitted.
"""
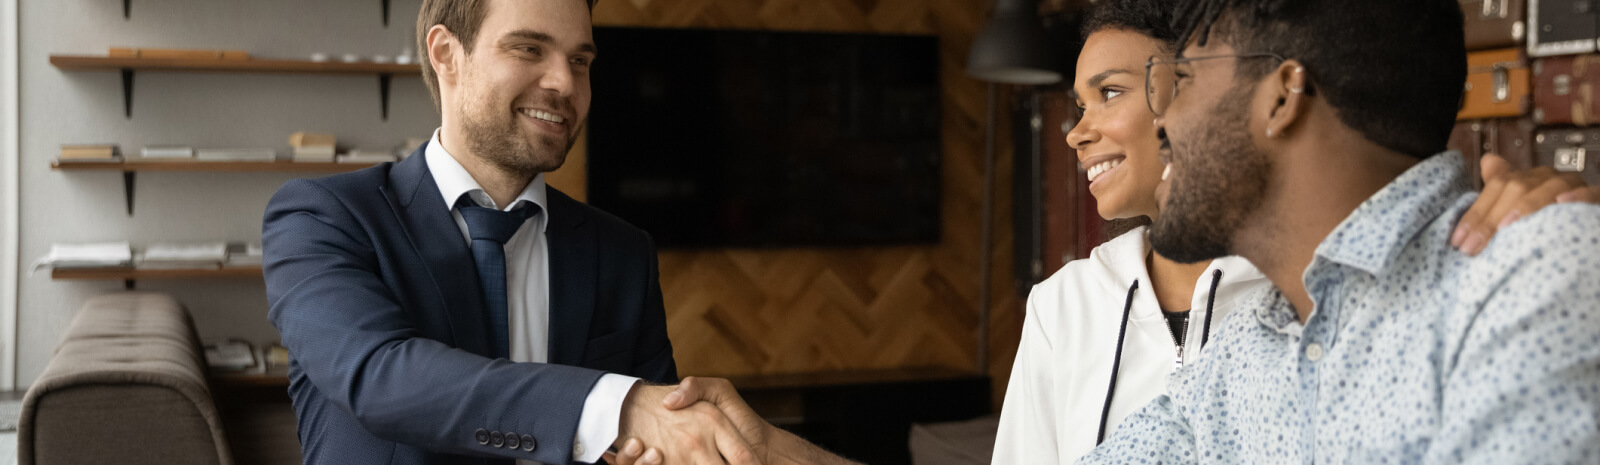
[966,0,1061,374]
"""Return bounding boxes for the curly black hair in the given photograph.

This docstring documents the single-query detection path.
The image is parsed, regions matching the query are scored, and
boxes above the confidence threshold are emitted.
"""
[1169,0,1466,159]
[1081,0,1180,48]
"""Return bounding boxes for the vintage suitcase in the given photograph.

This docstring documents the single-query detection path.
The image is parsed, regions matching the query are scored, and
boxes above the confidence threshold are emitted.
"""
[1531,55,1600,124]
[1449,119,1537,187]
[1463,0,1527,50]
[1460,48,1533,119]
[1535,128,1600,184]
[1529,0,1599,57]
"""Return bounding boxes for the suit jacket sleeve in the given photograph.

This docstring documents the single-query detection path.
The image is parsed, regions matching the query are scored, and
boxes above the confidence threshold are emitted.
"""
[264,178,605,463]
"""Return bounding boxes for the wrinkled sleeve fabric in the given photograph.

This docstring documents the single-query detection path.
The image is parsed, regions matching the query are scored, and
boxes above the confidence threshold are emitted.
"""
[1428,207,1600,464]
[264,178,605,463]
[1074,393,1196,464]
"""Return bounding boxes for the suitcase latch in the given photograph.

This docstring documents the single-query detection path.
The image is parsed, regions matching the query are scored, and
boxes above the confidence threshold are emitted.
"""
[1482,0,1509,18]
[1492,65,1511,102]
[1556,74,1573,96]
[1556,147,1588,172]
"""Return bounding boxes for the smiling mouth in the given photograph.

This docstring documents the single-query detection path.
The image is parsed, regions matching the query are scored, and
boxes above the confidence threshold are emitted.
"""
[1086,158,1123,182]
[518,108,567,125]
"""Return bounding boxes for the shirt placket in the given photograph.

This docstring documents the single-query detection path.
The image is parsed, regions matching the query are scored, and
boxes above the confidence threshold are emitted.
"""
[1298,266,1344,465]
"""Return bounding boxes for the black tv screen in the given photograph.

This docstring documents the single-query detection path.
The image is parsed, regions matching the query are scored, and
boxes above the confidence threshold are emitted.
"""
[587,27,941,248]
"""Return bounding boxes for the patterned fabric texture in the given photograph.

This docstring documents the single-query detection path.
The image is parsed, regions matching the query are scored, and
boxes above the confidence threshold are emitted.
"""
[1080,152,1600,464]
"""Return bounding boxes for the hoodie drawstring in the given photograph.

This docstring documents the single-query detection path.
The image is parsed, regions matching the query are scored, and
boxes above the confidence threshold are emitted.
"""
[1096,269,1225,445]
[1097,280,1139,445]
[1200,269,1222,347]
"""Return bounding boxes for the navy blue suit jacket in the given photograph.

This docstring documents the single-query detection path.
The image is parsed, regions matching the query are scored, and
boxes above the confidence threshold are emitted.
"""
[263,144,677,465]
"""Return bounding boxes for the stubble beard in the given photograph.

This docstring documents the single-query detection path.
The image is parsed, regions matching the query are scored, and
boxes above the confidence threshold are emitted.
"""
[1150,82,1272,264]
[457,85,578,179]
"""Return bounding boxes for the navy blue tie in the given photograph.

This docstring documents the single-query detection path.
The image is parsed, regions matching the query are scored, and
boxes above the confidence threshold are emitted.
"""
[458,198,540,359]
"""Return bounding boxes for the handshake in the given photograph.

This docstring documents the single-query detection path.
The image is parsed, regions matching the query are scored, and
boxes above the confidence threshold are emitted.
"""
[605,377,857,465]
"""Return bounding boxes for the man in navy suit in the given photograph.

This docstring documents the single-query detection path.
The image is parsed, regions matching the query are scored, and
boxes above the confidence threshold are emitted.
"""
[262,0,756,464]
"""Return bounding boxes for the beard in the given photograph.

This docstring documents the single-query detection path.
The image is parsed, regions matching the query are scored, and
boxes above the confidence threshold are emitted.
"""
[1150,82,1272,263]
[456,84,581,179]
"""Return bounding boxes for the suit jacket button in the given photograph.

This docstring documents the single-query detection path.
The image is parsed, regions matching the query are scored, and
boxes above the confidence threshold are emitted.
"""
[521,435,536,451]
[506,432,521,449]
[490,431,505,448]
[475,429,490,445]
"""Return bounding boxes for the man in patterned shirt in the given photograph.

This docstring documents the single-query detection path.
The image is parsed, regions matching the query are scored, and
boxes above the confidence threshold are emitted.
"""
[1075,0,1600,463]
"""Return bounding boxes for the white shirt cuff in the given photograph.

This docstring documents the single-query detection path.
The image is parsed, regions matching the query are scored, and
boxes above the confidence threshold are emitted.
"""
[574,373,640,463]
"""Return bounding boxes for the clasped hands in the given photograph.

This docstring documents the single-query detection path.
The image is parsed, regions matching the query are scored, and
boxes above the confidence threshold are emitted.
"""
[609,377,846,465]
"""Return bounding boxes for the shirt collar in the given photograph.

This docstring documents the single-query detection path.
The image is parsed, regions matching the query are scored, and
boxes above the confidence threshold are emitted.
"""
[1312,151,1471,277]
[424,129,549,234]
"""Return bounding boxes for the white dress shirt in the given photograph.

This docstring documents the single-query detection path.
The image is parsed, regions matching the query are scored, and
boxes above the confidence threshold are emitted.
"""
[425,130,638,464]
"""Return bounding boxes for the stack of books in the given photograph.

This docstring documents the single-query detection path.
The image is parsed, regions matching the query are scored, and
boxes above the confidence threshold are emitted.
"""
[338,148,399,164]
[136,242,229,269]
[224,243,263,268]
[57,144,121,163]
[32,242,133,271]
[196,148,276,162]
[138,146,194,160]
[291,132,337,163]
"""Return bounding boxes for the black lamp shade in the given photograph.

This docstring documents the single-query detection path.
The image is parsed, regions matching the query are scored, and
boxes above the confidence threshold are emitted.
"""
[966,0,1062,85]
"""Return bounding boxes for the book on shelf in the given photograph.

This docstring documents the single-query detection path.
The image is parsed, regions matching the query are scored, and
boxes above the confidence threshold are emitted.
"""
[338,150,399,164]
[137,146,195,159]
[292,145,337,163]
[204,340,258,372]
[59,144,120,160]
[224,243,263,268]
[289,132,337,148]
[196,148,277,162]
[32,242,133,272]
[109,47,250,61]
[136,242,228,270]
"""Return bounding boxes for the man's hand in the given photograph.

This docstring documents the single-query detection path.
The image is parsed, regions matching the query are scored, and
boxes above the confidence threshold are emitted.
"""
[616,383,761,465]
[1453,153,1599,256]
[658,377,860,465]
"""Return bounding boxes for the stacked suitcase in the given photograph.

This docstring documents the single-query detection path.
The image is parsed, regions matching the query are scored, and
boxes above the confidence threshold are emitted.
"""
[1452,0,1600,187]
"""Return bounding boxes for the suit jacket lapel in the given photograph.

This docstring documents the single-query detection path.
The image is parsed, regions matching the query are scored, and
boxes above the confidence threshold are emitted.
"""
[545,188,595,366]
[382,145,492,356]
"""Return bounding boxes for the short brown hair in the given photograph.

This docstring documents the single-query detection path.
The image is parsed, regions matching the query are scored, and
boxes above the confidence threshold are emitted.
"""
[416,0,599,112]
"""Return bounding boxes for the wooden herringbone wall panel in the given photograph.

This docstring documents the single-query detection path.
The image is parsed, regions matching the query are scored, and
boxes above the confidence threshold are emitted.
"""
[548,0,1024,404]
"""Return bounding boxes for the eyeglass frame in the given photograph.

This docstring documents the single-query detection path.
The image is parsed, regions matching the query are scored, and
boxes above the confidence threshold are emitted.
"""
[1144,53,1288,117]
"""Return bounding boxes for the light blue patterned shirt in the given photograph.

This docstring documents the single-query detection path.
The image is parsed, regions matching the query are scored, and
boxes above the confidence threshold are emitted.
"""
[1078,152,1600,464]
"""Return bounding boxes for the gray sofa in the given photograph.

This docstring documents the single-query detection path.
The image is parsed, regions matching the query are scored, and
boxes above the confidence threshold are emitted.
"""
[19,291,234,465]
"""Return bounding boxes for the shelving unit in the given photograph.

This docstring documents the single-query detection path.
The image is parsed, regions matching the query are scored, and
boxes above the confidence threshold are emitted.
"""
[120,0,392,26]
[50,55,420,119]
[52,265,263,289]
[52,159,380,215]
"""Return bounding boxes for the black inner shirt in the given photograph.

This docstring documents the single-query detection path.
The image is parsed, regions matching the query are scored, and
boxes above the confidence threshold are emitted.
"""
[1161,309,1189,347]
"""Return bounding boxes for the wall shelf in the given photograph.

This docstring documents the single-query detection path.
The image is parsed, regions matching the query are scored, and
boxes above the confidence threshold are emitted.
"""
[52,159,379,215]
[52,266,263,289]
[50,55,420,119]
[119,0,391,26]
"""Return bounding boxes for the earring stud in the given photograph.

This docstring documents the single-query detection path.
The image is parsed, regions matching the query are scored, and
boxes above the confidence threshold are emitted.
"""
[1266,128,1275,138]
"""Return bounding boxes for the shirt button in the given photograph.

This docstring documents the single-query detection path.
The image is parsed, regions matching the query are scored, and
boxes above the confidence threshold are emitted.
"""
[573,441,586,458]
[1306,343,1325,361]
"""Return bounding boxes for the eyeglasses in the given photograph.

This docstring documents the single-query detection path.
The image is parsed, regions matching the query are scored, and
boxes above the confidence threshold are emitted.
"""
[1144,53,1287,117]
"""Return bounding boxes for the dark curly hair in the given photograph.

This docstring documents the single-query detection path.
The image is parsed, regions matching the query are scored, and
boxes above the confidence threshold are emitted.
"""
[1081,0,1179,49]
[1170,0,1465,159]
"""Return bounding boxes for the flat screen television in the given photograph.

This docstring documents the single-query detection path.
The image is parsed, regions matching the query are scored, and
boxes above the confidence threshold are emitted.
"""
[586,27,941,249]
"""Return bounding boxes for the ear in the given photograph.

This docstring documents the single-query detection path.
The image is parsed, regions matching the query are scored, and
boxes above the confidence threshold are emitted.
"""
[1262,60,1312,140]
[427,24,460,87]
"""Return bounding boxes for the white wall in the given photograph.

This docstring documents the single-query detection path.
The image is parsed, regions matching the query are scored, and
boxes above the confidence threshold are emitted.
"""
[3,0,19,389]
[18,0,437,386]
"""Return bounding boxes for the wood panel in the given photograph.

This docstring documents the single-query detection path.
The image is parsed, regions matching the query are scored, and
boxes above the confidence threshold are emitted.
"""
[548,0,1023,406]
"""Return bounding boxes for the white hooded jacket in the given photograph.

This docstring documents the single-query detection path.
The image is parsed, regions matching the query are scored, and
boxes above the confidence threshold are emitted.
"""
[992,226,1270,464]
